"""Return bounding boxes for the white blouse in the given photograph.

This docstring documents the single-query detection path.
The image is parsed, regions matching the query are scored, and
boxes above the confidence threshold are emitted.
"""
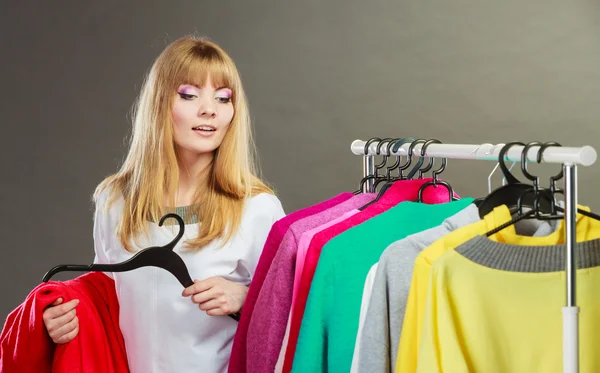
[92,187,285,373]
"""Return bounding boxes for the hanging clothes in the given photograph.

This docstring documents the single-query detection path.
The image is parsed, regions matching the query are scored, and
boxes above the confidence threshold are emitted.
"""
[246,193,376,373]
[282,178,458,373]
[396,205,591,373]
[276,205,372,372]
[357,204,559,373]
[238,139,595,373]
[0,272,128,373]
[229,192,352,373]
[290,198,474,373]
[416,220,600,373]
[354,203,481,373]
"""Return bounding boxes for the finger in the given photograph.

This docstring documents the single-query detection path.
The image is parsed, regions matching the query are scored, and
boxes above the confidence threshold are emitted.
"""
[53,314,78,337]
[182,279,210,297]
[48,308,77,332]
[55,321,79,344]
[206,307,227,317]
[198,298,222,311]
[183,278,219,297]
[51,297,64,306]
[47,299,79,319]
[191,287,221,305]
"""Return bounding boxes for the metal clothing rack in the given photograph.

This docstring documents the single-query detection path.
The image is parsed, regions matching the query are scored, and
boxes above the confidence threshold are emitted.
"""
[350,139,598,373]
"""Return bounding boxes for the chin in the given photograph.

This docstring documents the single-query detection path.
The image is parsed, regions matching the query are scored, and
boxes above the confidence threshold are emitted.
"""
[192,146,218,156]
[175,143,217,157]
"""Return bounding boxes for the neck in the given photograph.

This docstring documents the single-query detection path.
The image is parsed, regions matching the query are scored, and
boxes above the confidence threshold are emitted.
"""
[174,149,214,206]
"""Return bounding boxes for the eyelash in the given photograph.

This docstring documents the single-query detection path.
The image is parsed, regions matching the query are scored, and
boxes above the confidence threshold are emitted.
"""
[178,92,232,103]
[178,93,196,100]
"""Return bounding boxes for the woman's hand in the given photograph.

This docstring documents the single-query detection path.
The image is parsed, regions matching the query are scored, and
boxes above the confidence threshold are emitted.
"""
[42,297,80,344]
[182,277,248,316]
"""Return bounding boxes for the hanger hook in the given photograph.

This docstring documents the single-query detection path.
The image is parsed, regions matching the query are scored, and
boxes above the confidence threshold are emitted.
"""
[469,143,494,192]
[373,138,394,177]
[537,141,564,182]
[371,138,405,191]
[481,143,501,193]
[391,138,417,179]
[363,137,381,155]
[401,139,427,179]
[538,141,564,214]
[431,149,448,184]
[498,142,525,185]
[158,213,186,251]
[521,141,544,186]
[413,139,441,179]
[384,138,405,179]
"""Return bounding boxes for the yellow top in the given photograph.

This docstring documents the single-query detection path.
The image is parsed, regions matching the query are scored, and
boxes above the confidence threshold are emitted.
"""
[396,204,595,373]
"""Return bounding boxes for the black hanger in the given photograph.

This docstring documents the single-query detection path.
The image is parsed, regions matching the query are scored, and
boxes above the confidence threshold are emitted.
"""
[370,137,395,186]
[407,139,440,180]
[357,138,423,211]
[417,149,436,179]
[397,139,426,180]
[365,137,416,199]
[354,137,383,194]
[534,142,600,221]
[372,138,404,190]
[476,141,554,218]
[42,213,241,321]
[416,140,457,202]
[484,141,580,237]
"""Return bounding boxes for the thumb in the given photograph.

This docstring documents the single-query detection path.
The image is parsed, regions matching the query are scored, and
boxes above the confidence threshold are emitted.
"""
[52,297,64,306]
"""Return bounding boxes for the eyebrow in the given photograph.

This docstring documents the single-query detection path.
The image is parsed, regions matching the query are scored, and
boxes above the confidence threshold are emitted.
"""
[180,83,231,91]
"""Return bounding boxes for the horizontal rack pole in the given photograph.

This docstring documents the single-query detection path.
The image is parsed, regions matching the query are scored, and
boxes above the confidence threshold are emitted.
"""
[351,140,597,166]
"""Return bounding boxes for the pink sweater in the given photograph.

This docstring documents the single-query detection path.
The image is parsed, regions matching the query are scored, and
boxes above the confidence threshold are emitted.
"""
[247,193,376,373]
[228,192,353,373]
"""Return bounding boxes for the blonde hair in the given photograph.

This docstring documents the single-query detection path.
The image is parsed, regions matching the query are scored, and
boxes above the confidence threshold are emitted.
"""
[94,36,273,252]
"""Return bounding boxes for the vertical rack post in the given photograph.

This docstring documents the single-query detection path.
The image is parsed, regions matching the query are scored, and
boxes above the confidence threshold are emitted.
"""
[563,163,579,373]
[363,155,375,193]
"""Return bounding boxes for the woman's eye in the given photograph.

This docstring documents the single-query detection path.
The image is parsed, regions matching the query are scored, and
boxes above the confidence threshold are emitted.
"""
[216,96,232,103]
[178,92,196,100]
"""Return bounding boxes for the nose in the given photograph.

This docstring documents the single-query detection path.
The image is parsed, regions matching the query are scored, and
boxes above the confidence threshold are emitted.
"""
[198,98,216,118]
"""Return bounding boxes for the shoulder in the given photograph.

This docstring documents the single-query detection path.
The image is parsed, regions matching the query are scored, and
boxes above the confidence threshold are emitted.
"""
[93,184,125,223]
[241,192,286,227]
[244,192,285,215]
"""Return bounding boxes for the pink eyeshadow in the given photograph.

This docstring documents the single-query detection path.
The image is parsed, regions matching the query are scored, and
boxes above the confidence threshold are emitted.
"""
[179,86,198,95]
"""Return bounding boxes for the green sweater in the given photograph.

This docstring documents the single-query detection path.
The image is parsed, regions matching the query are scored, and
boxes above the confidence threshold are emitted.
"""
[291,198,474,373]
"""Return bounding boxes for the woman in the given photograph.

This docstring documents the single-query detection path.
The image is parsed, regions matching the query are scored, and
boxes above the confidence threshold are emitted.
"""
[41,36,286,373]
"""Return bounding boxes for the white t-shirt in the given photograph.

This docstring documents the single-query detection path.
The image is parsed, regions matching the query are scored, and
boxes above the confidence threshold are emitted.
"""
[92,187,285,373]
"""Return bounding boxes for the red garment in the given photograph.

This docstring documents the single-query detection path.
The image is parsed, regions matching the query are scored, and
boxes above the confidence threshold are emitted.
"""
[0,272,128,373]
[228,192,353,373]
[282,178,453,372]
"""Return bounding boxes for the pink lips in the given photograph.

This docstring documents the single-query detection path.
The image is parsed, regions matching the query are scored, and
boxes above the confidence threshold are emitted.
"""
[192,124,217,137]
[192,124,216,131]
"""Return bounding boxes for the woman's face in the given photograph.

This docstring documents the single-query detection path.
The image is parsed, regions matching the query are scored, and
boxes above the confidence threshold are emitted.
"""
[171,75,234,159]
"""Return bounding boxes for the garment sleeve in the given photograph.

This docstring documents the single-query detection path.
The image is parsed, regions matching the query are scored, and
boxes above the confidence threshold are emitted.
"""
[92,191,114,279]
[395,257,429,373]
[415,264,443,372]
[241,193,286,281]
[415,258,470,373]
[357,257,392,373]
[351,263,379,373]
[290,264,333,373]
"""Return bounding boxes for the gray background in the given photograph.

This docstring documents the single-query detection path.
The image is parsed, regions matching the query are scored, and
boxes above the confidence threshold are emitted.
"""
[1,0,599,321]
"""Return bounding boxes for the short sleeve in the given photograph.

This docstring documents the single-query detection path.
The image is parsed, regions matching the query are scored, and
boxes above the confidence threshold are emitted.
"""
[240,193,286,280]
[92,189,114,279]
